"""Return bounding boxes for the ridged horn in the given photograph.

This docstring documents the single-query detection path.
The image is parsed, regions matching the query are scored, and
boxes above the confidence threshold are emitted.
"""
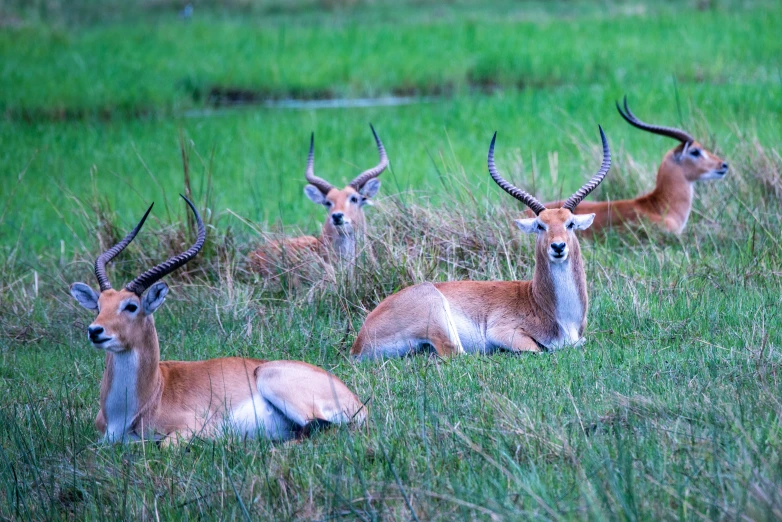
[304,133,334,195]
[562,125,612,211]
[94,204,153,292]
[487,132,546,215]
[125,195,205,296]
[617,95,695,144]
[349,123,389,190]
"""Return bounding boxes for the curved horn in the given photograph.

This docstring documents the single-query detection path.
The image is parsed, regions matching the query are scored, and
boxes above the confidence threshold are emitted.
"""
[125,195,206,296]
[349,123,389,190]
[617,95,695,144]
[94,203,153,292]
[488,132,546,215]
[304,133,335,195]
[562,125,612,211]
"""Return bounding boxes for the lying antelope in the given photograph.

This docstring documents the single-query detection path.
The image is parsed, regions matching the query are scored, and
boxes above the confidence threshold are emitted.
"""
[539,96,728,234]
[350,127,611,358]
[70,196,365,443]
[249,124,388,274]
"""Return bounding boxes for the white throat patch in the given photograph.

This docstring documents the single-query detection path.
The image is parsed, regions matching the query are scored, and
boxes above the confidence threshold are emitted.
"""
[678,182,695,231]
[331,230,356,259]
[549,262,583,348]
[104,350,140,442]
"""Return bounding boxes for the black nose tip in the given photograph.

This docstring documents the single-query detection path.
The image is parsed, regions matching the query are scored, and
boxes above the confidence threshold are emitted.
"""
[721,162,729,170]
[332,212,344,225]
[551,242,566,253]
[88,326,104,339]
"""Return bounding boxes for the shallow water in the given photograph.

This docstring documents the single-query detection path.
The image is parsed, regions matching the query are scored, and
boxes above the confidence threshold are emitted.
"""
[184,95,439,117]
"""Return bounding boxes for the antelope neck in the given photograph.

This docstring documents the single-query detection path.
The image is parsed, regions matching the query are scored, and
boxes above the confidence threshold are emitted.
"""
[322,222,362,260]
[101,322,162,441]
[640,160,694,222]
[531,239,587,345]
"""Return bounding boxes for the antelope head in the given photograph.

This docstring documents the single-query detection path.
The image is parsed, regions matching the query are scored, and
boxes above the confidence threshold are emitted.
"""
[618,96,728,183]
[302,124,388,244]
[69,196,206,354]
[488,127,611,263]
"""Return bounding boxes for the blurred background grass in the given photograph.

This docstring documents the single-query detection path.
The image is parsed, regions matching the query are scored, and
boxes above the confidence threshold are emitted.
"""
[1,0,780,255]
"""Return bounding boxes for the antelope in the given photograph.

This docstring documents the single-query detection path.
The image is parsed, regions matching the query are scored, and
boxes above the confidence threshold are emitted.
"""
[350,127,611,359]
[70,196,366,443]
[249,124,388,274]
[538,96,728,234]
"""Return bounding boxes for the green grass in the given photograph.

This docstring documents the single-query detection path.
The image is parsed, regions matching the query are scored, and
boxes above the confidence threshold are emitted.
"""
[3,81,782,255]
[3,160,782,518]
[2,0,782,520]
[2,1,780,116]
[0,1,780,255]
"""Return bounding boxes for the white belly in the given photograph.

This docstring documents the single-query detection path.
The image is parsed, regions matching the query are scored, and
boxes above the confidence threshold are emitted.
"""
[228,395,296,440]
[450,311,491,353]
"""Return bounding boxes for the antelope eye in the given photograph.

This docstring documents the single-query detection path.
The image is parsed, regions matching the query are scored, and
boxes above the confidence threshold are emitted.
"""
[567,221,575,229]
[690,148,701,157]
[350,195,359,203]
[325,201,333,207]
[537,223,545,231]
[124,303,138,313]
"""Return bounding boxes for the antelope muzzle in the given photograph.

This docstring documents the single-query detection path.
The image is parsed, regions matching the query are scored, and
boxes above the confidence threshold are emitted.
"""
[331,212,346,226]
[549,241,569,262]
[87,323,113,346]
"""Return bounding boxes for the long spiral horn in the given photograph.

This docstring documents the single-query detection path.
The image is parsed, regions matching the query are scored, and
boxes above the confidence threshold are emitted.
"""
[488,132,546,215]
[617,95,695,144]
[125,195,205,296]
[562,125,612,211]
[94,203,153,292]
[349,123,389,190]
[304,133,335,195]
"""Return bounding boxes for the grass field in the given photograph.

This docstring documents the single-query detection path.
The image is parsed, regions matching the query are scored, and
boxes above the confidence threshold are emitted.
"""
[2,0,782,520]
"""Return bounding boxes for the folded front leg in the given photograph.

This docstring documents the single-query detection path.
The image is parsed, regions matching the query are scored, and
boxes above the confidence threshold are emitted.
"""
[487,326,544,353]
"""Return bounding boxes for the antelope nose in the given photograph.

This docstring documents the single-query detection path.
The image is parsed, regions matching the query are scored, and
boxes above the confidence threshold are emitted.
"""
[88,325,104,339]
[332,212,345,225]
[551,242,566,253]
[721,162,729,170]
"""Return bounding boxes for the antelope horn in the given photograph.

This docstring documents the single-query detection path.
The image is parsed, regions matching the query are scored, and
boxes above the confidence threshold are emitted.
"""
[125,195,205,296]
[94,203,153,292]
[488,132,546,215]
[562,126,612,211]
[616,95,695,144]
[349,123,389,190]
[304,133,335,195]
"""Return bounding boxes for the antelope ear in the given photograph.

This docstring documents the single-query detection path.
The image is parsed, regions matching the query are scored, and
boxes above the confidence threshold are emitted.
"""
[142,282,169,315]
[674,142,689,162]
[304,185,328,206]
[70,283,99,310]
[514,218,540,234]
[359,178,381,199]
[571,213,595,230]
